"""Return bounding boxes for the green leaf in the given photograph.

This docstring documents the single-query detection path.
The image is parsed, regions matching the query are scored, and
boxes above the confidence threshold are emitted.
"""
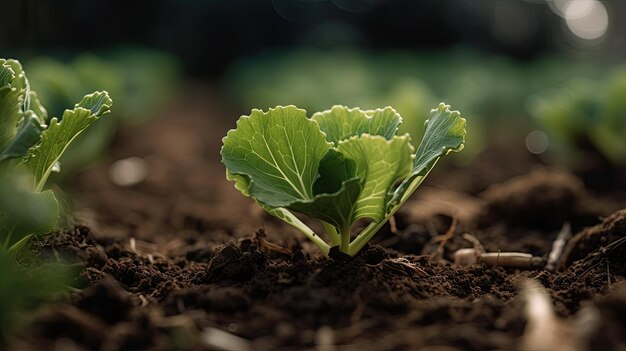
[288,149,362,232]
[3,60,27,94]
[24,91,112,191]
[0,61,15,86]
[0,172,59,250]
[221,105,332,207]
[28,91,48,124]
[312,149,357,194]
[312,105,402,145]
[0,112,44,162]
[77,90,113,116]
[388,103,466,209]
[337,134,413,222]
[288,177,362,232]
[226,169,252,197]
[0,64,21,150]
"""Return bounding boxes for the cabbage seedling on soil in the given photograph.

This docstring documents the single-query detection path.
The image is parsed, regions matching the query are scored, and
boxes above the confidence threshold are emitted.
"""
[221,103,466,255]
[0,58,112,253]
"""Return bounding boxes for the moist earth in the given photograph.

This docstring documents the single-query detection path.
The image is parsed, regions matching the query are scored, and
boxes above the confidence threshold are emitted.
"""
[10,88,626,351]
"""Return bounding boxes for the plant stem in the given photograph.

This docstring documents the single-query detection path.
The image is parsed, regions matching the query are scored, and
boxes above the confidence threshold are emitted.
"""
[340,226,351,253]
[8,233,35,256]
[270,208,330,255]
[321,221,340,248]
[348,168,435,256]
[348,221,381,256]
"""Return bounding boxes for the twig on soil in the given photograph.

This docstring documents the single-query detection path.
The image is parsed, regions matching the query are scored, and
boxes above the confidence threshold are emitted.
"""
[388,215,398,234]
[461,232,485,253]
[383,257,428,276]
[573,236,626,284]
[600,235,626,253]
[546,222,571,272]
[454,234,544,269]
[422,215,458,260]
[253,229,292,255]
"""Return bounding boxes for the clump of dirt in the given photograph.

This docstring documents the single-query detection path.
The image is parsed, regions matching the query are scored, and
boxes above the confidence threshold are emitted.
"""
[559,208,626,269]
[480,168,604,231]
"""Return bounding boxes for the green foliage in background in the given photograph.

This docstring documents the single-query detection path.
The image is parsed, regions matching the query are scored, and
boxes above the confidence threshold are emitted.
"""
[25,48,181,173]
[224,49,604,161]
[528,65,626,166]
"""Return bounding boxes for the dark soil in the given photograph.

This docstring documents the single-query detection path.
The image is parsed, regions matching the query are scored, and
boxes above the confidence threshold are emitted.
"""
[9,87,626,351]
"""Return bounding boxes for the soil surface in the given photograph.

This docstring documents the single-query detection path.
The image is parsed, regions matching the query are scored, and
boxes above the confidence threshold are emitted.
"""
[10,86,626,351]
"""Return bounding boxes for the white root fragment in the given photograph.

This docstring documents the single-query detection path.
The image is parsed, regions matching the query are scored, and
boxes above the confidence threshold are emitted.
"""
[546,222,572,271]
[521,280,578,351]
[453,248,543,269]
[453,234,543,269]
[479,252,535,268]
[453,248,479,266]
[129,237,137,254]
[315,325,336,351]
[201,327,251,351]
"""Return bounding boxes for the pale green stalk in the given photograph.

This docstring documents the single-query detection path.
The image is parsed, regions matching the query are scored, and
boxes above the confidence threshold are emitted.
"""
[321,221,340,247]
[348,163,435,256]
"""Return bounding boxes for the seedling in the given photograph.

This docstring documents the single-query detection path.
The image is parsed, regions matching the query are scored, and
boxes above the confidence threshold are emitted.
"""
[221,103,466,256]
[0,58,112,253]
[25,50,180,173]
[0,57,111,341]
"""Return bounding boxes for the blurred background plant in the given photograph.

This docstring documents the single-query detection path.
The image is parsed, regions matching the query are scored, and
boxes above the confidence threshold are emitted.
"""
[0,58,107,343]
[0,250,76,342]
[24,48,181,174]
[528,65,626,167]
[223,48,609,161]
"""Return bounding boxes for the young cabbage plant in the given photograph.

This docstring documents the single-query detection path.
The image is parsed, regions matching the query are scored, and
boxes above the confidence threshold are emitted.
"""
[0,58,112,254]
[221,103,466,256]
